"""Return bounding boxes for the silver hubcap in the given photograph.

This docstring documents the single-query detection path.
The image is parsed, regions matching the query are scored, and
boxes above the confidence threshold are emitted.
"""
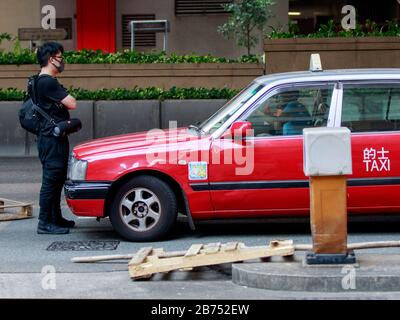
[120,188,161,232]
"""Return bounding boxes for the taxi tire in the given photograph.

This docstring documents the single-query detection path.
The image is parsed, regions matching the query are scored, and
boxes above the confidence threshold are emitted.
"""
[109,175,178,242]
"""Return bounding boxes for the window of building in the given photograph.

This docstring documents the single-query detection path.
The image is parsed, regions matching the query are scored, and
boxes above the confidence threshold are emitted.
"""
[342,85,400,132]
[244,86,333,137]
[122,14,156,49]
[175,0,232,15]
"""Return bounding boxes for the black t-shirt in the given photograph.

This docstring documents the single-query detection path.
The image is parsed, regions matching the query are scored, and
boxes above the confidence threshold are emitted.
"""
[34,74,70,135]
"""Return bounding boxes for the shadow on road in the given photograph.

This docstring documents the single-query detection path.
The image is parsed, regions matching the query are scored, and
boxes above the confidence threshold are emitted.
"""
[167,215,400,240]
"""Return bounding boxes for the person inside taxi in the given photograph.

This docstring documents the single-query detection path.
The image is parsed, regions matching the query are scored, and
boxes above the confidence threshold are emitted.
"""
[260,91,310,135]
[269,91,312,135]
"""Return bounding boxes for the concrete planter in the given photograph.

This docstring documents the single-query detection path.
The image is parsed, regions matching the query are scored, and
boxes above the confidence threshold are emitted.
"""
[0,101,27,156]
[0,63,264,91]
[264,37,400,74]
[161,99,227,129]
[94,100,160,138]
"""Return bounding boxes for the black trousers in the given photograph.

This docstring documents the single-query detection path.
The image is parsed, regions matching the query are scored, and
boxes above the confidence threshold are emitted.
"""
[37,135,69,223]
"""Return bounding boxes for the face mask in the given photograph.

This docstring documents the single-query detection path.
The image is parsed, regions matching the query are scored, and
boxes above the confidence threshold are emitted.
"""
[51,59,65,73]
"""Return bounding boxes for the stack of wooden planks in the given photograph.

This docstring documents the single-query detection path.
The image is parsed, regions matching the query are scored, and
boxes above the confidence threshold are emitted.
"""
[0,198,33,221]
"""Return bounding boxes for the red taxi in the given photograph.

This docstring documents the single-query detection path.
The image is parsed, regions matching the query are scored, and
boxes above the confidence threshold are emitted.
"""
[65,68,400,241]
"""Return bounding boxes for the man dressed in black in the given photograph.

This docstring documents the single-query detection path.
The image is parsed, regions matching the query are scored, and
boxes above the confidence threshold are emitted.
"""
[35,42,77,234]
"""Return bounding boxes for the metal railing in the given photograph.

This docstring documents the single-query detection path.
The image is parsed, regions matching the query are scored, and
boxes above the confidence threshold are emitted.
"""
[129,20,170,52]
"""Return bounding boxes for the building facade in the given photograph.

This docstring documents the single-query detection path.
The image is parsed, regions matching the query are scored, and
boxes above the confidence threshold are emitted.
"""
[0,0,288,57]
[1,1,398,57]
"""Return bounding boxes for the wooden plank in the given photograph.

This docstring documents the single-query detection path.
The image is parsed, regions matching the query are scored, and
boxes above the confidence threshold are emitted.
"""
[72,254,134,263]
[0,213,32,222]
[129,240,295,279]
[268,240,293,249]
[0,198,31,205]
[128,247,153,266]
[72,249,186,263]
[152,248,164,256]
[223,242,239,252]
[0,204,32,209]
[184,244,203,257]
[203,242,221,254]
[179,268,194,271]
[294,240,400,251]
[161,250,187,258]
[20,205,32,217]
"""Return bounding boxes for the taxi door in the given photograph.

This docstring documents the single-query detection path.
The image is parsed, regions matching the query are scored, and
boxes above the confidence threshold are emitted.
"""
[341,82,400,214]
[206,83,337,218]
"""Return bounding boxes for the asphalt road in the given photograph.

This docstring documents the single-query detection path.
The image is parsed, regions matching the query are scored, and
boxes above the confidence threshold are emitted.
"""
[1,157,400,299]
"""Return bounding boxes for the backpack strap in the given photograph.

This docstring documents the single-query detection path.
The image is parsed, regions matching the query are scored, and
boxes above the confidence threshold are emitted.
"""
[30,75,39,105]
[32,104,57,126]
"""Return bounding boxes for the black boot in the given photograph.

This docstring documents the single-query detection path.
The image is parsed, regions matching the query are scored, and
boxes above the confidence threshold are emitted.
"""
[52,199,75,228]
[37,220,69,234]
[55,217,75,228]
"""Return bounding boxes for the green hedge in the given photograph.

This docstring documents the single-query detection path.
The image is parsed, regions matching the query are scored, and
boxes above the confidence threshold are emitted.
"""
[0,88,24,100]
[0,49,260,65]
[268,19,400,39]
[0,87,238,101]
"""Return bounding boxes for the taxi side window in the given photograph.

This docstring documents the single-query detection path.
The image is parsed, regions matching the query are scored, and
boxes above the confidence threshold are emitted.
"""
[342,85,400,132]
[244,86,333,137]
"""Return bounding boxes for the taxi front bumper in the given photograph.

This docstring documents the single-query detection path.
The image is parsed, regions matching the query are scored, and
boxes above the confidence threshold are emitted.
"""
[64,181,112,217]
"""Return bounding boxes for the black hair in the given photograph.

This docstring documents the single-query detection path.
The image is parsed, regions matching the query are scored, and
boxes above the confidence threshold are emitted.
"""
[37,42,64,67]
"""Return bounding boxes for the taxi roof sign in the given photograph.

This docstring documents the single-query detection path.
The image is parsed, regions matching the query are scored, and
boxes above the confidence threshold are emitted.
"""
[309,53,323,72]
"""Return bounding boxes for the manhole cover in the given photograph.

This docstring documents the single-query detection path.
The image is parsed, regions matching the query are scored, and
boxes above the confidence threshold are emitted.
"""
[46,240,120,251]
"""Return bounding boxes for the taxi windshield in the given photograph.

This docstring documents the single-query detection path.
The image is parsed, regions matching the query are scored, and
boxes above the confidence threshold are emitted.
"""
[198,82,265,134]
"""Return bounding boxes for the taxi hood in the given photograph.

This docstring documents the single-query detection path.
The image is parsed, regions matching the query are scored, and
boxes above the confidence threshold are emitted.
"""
[73,127,205,159]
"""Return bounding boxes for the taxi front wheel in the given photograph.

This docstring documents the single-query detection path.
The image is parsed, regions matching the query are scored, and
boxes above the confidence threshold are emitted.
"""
[109,175,178,242]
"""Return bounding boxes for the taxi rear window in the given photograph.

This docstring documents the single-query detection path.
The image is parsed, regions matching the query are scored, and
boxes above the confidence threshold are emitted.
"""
[342,84,400,133]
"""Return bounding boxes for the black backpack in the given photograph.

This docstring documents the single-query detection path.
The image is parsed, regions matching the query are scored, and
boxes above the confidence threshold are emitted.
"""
[18,75,56,135]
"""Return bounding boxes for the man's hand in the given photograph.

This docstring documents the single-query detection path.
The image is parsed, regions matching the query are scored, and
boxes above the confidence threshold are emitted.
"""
[61,95,77,110]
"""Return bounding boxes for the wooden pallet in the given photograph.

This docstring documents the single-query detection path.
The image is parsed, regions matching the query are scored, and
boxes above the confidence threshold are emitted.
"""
[71,240,400,280]
[128,240,294,280]
[0,198,33,221]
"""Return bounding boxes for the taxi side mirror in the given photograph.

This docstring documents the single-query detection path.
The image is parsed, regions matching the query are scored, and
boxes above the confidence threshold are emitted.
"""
[222,121,253,139]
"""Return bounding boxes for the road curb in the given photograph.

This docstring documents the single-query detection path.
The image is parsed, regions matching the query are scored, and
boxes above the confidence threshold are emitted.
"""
[232,253,400,292]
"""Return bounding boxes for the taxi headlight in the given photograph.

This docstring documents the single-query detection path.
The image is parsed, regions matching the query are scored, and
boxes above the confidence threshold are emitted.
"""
[68,154,88,181]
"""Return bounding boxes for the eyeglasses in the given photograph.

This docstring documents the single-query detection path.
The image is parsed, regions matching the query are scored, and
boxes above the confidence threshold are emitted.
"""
[52,55,64,62]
